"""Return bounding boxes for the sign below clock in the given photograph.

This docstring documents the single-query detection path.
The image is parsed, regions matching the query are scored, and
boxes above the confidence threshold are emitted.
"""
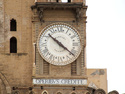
[33,79,87,85]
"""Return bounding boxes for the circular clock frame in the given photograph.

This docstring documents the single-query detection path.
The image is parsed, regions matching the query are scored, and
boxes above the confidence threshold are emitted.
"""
[37,23,82,66]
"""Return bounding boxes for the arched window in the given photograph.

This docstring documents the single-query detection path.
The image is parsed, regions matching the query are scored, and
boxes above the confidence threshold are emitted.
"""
[10,37,17,53]
[57,92,62,94]
[71,93,76,94]
[71,91,77,94]
[42,90,48,94]
[10,19,17,31]
[43,92,47,94]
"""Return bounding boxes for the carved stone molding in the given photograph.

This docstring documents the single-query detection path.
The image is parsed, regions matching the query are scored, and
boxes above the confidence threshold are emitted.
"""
[76,8,81,21]
[108,90,119,94]
[37,7,44,22]
[31,2,87,23]
[94,89,106,94]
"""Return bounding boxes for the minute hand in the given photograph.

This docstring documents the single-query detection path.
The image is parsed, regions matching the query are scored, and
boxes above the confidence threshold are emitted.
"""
[48,34,75,56]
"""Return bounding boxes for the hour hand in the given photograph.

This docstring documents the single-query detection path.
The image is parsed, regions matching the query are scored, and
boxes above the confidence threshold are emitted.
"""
[48,34,75,56]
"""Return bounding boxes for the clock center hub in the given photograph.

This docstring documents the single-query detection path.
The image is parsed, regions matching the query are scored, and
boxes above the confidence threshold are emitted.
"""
[54,36,66,52]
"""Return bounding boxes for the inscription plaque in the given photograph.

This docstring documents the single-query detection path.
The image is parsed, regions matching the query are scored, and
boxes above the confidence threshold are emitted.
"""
[33,79,87,85]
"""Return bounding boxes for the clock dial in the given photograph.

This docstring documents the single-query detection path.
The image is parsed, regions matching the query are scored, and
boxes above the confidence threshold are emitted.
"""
[37,23,81,66]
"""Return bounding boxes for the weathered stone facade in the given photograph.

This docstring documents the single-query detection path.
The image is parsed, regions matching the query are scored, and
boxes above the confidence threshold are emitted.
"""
[0,0,34,93]
[0,0,108,94]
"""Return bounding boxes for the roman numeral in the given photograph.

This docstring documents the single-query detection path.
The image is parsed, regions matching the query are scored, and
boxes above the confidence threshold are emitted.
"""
[49,54,55,61]
[71,49,76,55]
[73,42,78,46]
[66,55,71,60]
[57,27,63,32]
[42,48,48,54]
[43,36,49,38]
[66,29,69,34]
[71,35,76,39]
[41,43,47,47]
[57,57,63,62]
[49,28,55,33]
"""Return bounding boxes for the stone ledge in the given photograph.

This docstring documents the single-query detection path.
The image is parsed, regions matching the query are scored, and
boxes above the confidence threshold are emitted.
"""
[31,2,87,10]
[0,53,28,56]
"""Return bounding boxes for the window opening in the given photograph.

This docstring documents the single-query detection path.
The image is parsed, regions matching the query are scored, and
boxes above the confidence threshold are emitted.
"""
[57,92,62,94]
[43,92,47,94]
[10,37,17,53]
[10,19,17,31]
[71,92,76,94]
[68,0,71,2]
[42,91,48,94]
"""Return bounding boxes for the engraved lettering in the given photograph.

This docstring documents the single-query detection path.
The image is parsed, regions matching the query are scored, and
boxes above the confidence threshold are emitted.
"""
[33,79,87,85]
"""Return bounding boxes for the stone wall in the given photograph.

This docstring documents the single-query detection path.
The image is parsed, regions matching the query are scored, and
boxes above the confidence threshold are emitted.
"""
[0,0,4,53]
[31,5,87,77]
[0,0,109,94]
[87,69,108,93]
[0,0,34,89]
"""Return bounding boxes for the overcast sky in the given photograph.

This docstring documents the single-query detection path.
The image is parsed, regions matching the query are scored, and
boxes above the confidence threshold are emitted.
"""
[86,0,125,93]
[62,0,125,93]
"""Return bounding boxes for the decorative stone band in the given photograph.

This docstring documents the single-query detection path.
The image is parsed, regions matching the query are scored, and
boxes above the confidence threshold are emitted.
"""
[33,79,87,86]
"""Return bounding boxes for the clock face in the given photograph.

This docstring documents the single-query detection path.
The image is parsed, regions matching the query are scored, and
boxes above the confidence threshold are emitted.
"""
[37,23,81,66]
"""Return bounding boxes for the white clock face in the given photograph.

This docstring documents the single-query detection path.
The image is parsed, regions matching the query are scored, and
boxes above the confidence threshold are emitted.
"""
[37,23,81,66]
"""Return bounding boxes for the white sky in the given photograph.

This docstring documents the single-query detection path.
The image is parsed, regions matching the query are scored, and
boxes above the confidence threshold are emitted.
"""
[62,0,125,93]
[86,0,125,94]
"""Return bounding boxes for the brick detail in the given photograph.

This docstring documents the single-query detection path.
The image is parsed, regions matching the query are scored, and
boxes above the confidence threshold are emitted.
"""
[43,60,49,75]
[71,61,77,75]
[35,22,41,74]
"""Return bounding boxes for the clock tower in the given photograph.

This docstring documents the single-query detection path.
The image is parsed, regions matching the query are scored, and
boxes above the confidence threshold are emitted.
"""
[31,0,88,94]
[0,0,108,94]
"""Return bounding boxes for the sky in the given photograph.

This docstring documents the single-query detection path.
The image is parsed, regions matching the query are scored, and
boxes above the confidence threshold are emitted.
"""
[62,0,125,93]
[86,0,125,94]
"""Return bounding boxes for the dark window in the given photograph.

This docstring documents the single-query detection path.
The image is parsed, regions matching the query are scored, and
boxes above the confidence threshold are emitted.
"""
[72,92,76,94]
[10,37,17,53]
[68,0,71,2]
[10,19,17,31]
[57,92,62,94]
[56,0,59,2]
[43,91,48,94]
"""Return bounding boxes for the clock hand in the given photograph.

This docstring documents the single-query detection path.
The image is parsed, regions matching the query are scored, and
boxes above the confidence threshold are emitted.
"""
[48,34,75,56]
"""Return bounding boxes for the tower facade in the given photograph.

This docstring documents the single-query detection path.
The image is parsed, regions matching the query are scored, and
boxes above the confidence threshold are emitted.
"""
[0,0,107,94]
[31,0,88,94]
